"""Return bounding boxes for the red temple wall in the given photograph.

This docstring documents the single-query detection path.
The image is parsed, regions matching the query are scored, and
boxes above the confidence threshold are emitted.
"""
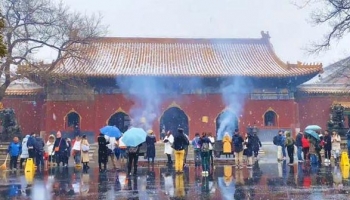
[2,96,44,135]
[297,95,350,130]
[5,93,332,140]
[1,93,306,140]
[44,100,96,134]
[44,94,299,139]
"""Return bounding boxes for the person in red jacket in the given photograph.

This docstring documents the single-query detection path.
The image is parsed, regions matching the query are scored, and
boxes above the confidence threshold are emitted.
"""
[302,135,310,161]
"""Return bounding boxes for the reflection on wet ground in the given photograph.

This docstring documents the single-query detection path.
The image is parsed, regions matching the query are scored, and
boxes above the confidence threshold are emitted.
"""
[0,161,350,199]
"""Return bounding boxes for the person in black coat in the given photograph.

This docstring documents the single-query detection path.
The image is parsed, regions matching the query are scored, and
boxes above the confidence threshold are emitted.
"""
[198,132,211,175]
[27,132,36,159]
[252,133,262,160]
[52,131,69,167]
[146,130,156,163]
[97,133,109,172]
[244,133,254,168]
[323,130,332,163]
[127,144,142,176]
[35,136,45,169]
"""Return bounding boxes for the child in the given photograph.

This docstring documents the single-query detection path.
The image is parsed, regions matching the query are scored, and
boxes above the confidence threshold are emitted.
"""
[8,137,21,171]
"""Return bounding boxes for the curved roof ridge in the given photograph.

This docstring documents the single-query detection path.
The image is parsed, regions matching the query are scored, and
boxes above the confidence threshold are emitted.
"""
[53,34,323,78]
[91,36,268,45]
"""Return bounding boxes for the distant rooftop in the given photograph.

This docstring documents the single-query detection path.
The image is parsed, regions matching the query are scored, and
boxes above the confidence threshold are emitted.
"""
[298,56,350,94]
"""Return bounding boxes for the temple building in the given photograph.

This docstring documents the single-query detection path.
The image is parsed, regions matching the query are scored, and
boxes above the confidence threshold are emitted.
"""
[297,56,350,134]
[2,32,327,141]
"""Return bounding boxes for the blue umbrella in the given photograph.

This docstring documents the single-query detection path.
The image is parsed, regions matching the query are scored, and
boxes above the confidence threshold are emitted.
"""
[121,127,147,147]
[305,129,320,141]
[100,126,122,138]
[305,125,322,131]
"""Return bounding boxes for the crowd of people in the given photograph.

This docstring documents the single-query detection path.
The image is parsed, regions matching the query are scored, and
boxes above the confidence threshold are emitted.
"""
[6,127,265,178]
[11,126,349,177]
[7,131,91,172]
[159,128,262,176]
[273,129,350,166]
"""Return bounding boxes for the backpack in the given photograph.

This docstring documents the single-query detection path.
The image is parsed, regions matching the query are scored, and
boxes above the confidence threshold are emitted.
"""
[201,143,210,152]
[128,146,138,153]
[233,136,242,147]
[34,137,44,152]
[194,138,200,149]
[273,135,279,145]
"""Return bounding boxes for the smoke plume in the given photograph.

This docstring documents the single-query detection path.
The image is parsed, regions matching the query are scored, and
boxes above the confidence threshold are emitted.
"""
[217,77,251,140]
[116,76,203,131]
[116,76,164,130]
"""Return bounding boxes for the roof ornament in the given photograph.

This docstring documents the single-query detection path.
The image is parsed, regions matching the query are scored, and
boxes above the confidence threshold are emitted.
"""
[261,31,271,40]
[297,61,302,67]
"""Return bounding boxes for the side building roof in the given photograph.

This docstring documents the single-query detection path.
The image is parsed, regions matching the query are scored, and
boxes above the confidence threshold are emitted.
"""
[2,78,43,96]
[53,32,322,78]
[297,56,350,94]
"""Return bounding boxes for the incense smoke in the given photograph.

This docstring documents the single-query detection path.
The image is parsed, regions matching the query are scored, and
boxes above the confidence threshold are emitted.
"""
[116,76,203,131]
[217,78,251,140]
[117,77,165,130]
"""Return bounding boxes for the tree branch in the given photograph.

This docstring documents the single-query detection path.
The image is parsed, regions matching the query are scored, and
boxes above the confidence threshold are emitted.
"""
[298,0,350,53]
[0,0,105,100]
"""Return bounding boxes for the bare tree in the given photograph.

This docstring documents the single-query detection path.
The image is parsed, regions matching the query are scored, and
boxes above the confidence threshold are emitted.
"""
[0,0,106,101]
[293,0,350,53]
[0,10,6,58]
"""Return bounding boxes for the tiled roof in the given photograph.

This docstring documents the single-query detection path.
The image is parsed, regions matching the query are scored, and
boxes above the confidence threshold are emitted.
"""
[53,34,322,77]
[2,79,43,96]
[333,101,350,108]
[298,57,350,94]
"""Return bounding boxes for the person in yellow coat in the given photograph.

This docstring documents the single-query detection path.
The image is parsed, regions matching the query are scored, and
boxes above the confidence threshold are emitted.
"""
[222,132,232,158]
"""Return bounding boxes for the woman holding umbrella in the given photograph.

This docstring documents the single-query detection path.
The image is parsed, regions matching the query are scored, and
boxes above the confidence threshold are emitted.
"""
[121,127,148,176]
[100,125,122,169]
[305,129,320,165]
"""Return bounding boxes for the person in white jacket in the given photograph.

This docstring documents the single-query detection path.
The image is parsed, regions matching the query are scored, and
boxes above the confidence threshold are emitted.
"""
[208,132,215,165]
[332,131,342,162]
[164,131,174,165]
[45,134,56,169]
[20,135,30,169]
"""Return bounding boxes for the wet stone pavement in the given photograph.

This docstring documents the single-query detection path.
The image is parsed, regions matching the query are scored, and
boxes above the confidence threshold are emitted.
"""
[0,160,350,200]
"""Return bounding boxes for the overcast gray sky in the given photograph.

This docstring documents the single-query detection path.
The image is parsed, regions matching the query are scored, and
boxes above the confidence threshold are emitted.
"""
[61,0,350,66]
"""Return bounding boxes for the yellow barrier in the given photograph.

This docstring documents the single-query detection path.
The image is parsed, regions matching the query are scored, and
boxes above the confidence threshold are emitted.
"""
[340,152,349,167]
[24,171,35,184]
[75,164,82,169]
[341,165,349,179]
[25,158,35,173]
